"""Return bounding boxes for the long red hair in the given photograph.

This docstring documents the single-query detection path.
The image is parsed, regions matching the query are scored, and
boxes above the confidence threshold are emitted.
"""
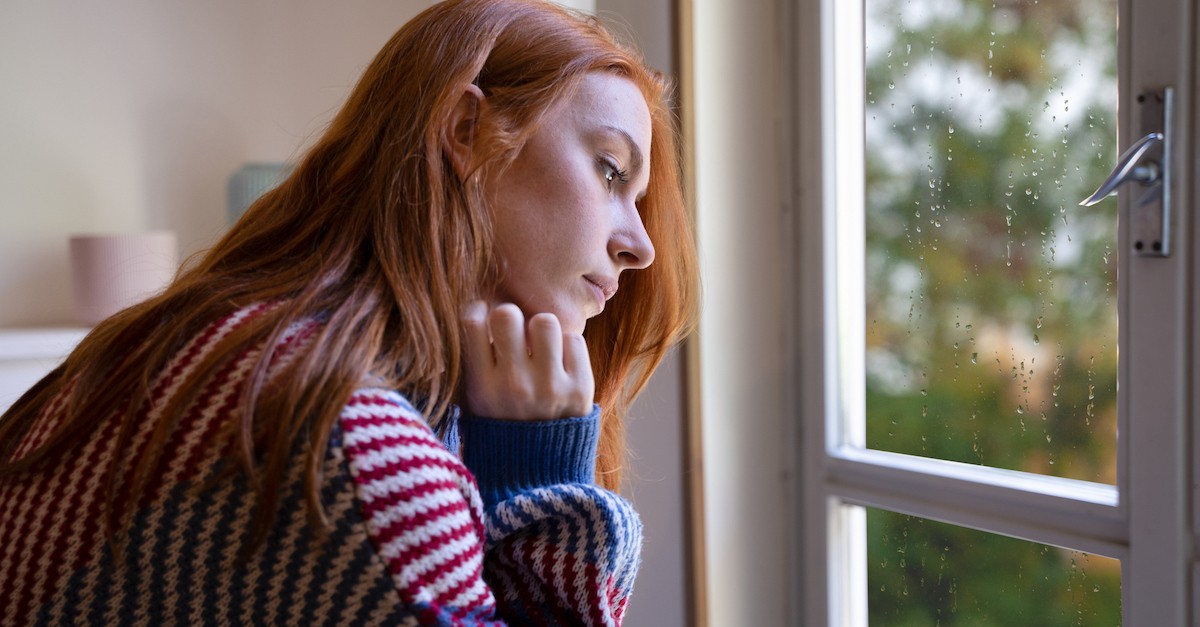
[0,0,698,538]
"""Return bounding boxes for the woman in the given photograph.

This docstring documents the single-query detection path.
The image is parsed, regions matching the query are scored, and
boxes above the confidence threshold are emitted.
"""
[0,0,698,625]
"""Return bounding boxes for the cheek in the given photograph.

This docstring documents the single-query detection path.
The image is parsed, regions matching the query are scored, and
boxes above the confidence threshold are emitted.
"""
[486,152,606,275]
[511,175,597,242]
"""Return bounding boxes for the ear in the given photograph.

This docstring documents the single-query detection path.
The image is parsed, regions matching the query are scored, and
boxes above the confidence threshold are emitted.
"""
[444,83,485,179]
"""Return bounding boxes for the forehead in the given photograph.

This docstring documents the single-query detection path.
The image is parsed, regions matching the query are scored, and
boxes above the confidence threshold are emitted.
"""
[560,73,652,148]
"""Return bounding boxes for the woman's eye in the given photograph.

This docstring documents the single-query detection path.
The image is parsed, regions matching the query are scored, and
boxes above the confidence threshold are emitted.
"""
[600,158,629,190]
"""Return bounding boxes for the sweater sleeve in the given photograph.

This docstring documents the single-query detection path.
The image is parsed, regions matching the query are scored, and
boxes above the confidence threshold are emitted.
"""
[339,389,641,626]
[456,407,600,510]
[458,407,643,626]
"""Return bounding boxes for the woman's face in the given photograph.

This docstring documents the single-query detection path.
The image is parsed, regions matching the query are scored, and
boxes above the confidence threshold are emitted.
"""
[484,72,655,335]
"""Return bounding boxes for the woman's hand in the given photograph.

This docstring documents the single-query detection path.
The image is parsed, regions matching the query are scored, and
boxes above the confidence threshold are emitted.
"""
[460,301,595,420]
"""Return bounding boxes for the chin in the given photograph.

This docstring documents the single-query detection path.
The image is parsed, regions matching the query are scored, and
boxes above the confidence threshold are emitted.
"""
[563,318,587,336]
[554,309,587,335]
[514,295,587,334]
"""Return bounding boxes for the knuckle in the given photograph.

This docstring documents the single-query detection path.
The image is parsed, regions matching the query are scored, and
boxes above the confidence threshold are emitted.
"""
[567,388,592,415]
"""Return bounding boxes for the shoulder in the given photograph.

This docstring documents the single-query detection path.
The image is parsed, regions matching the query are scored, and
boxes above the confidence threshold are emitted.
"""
[155,301,315,392]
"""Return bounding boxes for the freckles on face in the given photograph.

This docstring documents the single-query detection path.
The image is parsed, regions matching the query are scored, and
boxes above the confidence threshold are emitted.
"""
[483,72,654,334]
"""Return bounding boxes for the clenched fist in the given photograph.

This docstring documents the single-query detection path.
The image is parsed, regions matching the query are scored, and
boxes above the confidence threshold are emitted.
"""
[459,301,595,420]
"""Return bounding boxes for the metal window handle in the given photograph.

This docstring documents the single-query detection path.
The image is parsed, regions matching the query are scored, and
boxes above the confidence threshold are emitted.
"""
[1079,132,1163,206]
[1078,88,1173,257]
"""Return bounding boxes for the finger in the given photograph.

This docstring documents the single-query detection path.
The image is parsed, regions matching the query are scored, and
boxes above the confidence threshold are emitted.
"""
[461,300,495,368]
[562,332,594,415]
[526,313,563,376]
[487,303,528,364]
[562,332,593,386]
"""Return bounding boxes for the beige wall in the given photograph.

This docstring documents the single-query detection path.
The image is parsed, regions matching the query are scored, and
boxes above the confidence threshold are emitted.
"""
[0,1,437,326]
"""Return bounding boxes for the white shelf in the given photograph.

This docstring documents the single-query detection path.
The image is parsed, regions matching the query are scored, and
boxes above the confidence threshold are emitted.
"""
[0,327,90,362]
[0,328,90,412]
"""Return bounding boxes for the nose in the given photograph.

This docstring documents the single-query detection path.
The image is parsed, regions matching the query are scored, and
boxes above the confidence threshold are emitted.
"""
[609,201,655,270]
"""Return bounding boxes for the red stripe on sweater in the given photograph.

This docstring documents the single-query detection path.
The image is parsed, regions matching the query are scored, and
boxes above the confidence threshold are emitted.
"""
[383,510,478,572]
[343,393,421,410]
[342,396,429,423]
[170,347,256,485]
[505,535,553,626]
[352,473,486,605]
[39,411,121,620]
[104,309,247,518]
[357,466,460,500]
[584,561,607,626]
[0,310,256,620]
[340,402,425,421]
[439,557,493,620]
[0,468,42,622]
[2,405,91,620]
[341,406,505,622]
[167,309,314,487]
[10,374,73,460]
[151,306,253,403]
[339,407,443,442]
[0,401,120,623]
[368,493,470,547]
[139,342,265,510]
[549,540,586,626]
[347,451,469,490]
[391,530,483,602]
[341,429,448,460]
[607,574,627,624]
[62,408,124,576]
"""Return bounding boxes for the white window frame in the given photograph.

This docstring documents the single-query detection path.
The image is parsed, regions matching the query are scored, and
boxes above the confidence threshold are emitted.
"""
[789,0,1198,624]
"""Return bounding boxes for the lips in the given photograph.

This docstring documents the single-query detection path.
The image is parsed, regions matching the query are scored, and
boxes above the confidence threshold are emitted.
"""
[584,275,618,301]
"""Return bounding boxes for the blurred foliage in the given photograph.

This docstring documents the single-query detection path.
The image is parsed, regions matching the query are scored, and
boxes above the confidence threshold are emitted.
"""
[862,0,1121,622]
[868,510,1122,626]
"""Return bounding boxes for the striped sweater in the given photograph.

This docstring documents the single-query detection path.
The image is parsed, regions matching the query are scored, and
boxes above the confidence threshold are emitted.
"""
[0,305,641,625]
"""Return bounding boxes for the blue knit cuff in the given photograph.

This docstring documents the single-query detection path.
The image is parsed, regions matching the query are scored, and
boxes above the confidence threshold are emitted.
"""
[458,405,601,510]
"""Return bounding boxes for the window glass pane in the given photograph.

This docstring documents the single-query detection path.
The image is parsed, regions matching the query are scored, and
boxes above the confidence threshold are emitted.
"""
[868,508,1122,625]
[863,0,1118,482]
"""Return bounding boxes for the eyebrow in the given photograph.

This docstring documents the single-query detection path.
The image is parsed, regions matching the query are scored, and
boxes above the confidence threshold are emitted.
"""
[602,125,645,178]
[601,125,648,200]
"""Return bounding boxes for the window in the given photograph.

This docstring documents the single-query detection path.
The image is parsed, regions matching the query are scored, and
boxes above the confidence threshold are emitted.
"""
[795,0,1196,624]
